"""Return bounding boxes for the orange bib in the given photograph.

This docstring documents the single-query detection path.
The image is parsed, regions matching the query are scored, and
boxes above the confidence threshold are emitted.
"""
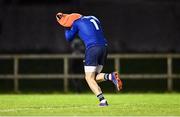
[57,13,82,27]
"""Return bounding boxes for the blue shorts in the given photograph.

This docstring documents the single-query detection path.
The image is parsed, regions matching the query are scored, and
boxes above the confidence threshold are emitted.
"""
[84,45,108,66]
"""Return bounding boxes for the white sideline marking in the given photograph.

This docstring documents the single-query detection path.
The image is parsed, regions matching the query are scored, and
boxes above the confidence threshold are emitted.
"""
[0,106,89,112]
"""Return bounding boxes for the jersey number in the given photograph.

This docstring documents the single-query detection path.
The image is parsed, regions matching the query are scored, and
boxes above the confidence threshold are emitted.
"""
[90,19,99,30]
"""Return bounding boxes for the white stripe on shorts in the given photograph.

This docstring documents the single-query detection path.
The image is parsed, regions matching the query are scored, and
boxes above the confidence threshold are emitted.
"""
[84,65,103,73]
[84,66,97,72]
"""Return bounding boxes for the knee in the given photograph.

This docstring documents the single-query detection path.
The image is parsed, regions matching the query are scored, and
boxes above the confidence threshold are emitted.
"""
[85,76,92,81]
[85,75,95,81]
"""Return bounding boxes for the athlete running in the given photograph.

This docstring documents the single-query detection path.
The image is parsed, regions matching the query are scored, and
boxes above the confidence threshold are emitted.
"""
[56,12,123,107]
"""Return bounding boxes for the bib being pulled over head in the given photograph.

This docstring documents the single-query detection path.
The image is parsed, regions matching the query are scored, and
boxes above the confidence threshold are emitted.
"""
[56,13,82,27]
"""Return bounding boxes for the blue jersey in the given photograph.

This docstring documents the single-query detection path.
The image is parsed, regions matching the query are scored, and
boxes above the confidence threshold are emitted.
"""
[65,16,107,49]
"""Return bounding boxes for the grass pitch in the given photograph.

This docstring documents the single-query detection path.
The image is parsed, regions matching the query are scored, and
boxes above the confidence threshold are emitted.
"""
[0,93,180,116]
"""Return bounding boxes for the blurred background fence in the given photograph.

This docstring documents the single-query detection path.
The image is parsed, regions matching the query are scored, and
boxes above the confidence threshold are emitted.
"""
[0,54,180,93]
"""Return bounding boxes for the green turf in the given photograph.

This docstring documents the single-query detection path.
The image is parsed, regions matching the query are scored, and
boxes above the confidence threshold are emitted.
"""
[0,93,180,116]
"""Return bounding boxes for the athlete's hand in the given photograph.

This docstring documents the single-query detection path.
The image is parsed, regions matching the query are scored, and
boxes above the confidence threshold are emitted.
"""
[56,13,63,20]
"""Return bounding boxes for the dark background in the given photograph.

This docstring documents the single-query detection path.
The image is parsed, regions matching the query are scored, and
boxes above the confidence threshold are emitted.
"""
[0,0,180,53]
[0,0,180,93]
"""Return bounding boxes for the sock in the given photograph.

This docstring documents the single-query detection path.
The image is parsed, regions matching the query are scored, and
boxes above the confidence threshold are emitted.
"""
[97,93,105,102]
[104,73,110,81]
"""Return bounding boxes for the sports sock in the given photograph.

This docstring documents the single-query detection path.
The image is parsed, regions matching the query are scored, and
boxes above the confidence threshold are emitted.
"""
[104,73,111,81]
[97,93,105,102]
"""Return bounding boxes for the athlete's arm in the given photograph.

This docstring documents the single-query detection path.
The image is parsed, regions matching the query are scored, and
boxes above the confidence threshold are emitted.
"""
[65,24,78,42]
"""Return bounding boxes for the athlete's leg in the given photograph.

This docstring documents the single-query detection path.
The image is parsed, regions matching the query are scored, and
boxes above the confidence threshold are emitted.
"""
[94,46,123,91]
[95,65,104,82]
[84,66,108,106]
[95,65,112,82]
[95,65,123,91]
[94,62,122,91]
[96,71,122,91]
[96,73,112,82]
[84,46,109,106]
[85,71,102,95]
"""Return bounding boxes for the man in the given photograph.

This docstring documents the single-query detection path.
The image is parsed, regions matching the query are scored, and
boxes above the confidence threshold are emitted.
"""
[56,12,123,107]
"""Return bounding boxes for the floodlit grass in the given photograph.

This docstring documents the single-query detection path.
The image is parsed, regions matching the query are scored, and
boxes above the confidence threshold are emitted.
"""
[0,93,180,116]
